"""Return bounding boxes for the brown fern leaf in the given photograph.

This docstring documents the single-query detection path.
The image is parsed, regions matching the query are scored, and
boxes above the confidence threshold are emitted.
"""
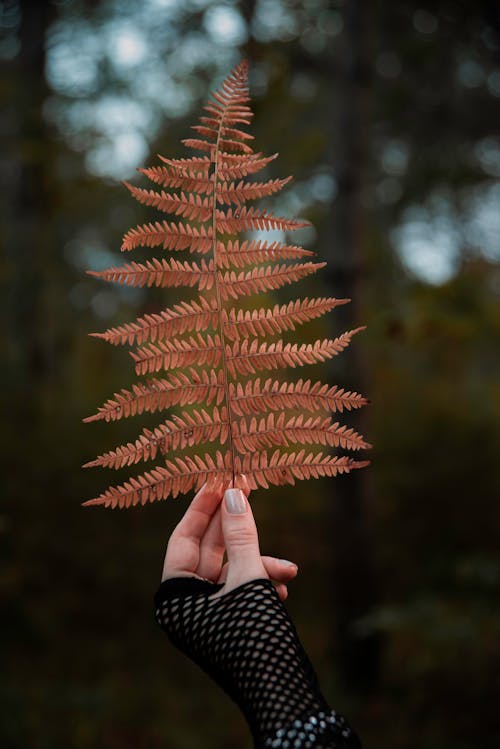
[121,220,213,252]
[87,258,215,289]
[216,177,292,204]
[90,297,218,347]
[219,262,325,301]
[229,379,368,417]
[226,330,364,377]
[83,60,370,508]
[123,183,213,222]
[83,369,224,423]
[217,153,278,180]
[83,451,231,508]
[192,124,254,143]
[131,333,222,376]
[233,413,371,453]
[157,155,211,173]
[223,298,349,340]
[235,450,369,490]
[215,207,309,234]
[138,166,214,193]
[83,406,228,469]
[217,240,315,269]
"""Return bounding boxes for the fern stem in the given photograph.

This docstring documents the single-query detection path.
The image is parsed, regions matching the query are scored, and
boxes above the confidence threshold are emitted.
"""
[212,110,237,485]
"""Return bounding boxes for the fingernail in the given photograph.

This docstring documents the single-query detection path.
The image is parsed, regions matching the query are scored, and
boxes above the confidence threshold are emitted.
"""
[279,559,297,567]
[225,488,246,514]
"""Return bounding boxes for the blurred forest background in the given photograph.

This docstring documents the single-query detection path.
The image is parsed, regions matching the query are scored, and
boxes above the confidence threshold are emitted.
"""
[2,0,500,747]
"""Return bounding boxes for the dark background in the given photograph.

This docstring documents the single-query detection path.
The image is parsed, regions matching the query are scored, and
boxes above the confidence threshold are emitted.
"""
[2,1,500,747]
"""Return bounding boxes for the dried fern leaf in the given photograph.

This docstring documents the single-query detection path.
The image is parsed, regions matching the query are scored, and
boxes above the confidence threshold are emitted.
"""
[138,167,214,193]
[226,330,365,377]
[131,333,222,376]
[229,378,368,417]
[219,263,325,301]
[124,183,213,221]
[87,258,215,289]
[217,153,278,180]
[192,124,254,142]
[215,207,309,234]
[83,60,370,508]
[216,240,315,269]
[121,221,213,252]
[223,298,349,340]
[83,451,231,508]
[83,369,224,423]
[216,177,292,204]
[235,450,369,490]
[84,406,228,469]
[233,413,370,453]
[90,297,218,347]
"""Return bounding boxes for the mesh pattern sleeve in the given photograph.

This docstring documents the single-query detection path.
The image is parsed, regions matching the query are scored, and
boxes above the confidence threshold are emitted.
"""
[154,576,362,749]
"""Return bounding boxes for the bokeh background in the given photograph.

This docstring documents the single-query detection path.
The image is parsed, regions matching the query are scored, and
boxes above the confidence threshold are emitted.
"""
[2,1,500,747]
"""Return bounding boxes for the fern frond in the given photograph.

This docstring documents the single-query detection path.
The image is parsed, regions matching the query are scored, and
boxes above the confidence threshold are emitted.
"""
[138,167,214,193]
[233,413,371,453]
[84,60,370,508]
[87,258,215,289]
[202,107,253,126]
[192,124,254,142]
[217,153,277,179]
[121,221,213,252]
[90,297,218,347]
[219,263,325,301]
[229,378,368,417]
[123,183,213,221]
[83,451,231,508]
[216,207,309,234]
[217,240,315,269]
[216,177,292,205]
[226,330,364,377]
[83,369,224,423]
[235,450,369,490]
[131,333,222,376]
[84,406,228,469]
[223,298,349,340]
[157,154,211,174]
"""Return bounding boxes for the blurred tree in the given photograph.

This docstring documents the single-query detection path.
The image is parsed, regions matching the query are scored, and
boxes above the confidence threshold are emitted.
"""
[4,0,56,405]
[2,1,500,748]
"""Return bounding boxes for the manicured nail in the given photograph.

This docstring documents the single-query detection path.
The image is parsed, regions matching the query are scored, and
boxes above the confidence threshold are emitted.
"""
[279,559,297,568]
[225,488,246,514]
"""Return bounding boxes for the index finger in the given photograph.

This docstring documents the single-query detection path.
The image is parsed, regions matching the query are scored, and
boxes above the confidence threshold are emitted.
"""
[162,478,226,578]
[172,477,227,543]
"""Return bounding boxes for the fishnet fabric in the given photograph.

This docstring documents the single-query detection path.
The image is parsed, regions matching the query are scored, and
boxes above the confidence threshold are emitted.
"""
[154,577,362,749]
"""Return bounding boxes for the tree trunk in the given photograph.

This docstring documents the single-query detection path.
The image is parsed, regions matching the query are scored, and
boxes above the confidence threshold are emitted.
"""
[4,1,56,411]
[325,0,380,693]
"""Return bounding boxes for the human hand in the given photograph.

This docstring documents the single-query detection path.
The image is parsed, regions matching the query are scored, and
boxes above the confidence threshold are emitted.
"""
[161,475,298,601]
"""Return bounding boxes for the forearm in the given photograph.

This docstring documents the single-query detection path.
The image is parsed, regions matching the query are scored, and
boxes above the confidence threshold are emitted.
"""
[155,577,362,749]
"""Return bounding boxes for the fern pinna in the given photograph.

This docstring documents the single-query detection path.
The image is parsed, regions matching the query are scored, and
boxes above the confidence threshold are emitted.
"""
[83,60,370,509]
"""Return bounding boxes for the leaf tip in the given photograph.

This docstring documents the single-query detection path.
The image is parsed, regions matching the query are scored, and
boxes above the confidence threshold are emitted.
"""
[82,498,105,508]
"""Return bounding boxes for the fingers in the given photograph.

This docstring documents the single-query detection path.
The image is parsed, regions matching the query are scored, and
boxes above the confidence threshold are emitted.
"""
[220,486,267,592]
[197,473,251,580]
[261,555,298,582]
[218,555,298,601]
[196,505,225,581]
[275,583,288,602]
[161,479,226,581]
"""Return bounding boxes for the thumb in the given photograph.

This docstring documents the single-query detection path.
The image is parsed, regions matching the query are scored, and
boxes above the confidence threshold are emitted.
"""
[221,487,267,589]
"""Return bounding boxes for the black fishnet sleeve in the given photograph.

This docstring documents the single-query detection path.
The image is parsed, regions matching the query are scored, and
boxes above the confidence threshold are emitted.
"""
[154,576,362,749]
